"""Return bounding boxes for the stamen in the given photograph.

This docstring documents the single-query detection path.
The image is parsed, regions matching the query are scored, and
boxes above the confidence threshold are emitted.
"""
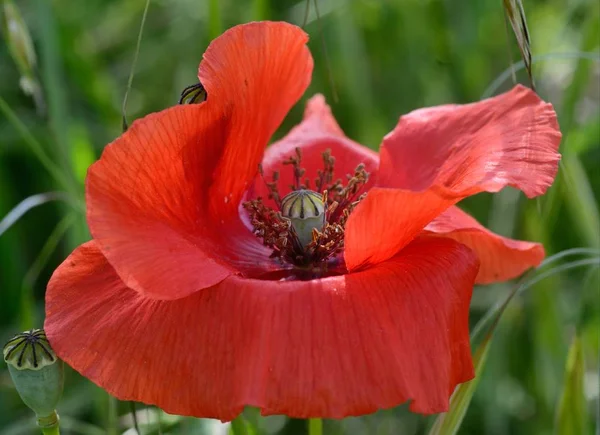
[315,150,335,192]
[282,148,306,190]
[244,149,370,273]
[258,164,283,209]
[243,198,305,264]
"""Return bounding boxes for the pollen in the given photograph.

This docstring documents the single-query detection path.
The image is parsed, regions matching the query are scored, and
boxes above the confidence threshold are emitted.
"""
[243,147,370,274]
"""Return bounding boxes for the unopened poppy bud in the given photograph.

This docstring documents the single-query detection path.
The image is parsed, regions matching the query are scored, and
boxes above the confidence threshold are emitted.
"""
[1,0,36,75]
[3,329,64,429]
[281,189,325,248]
[1,0,45,114]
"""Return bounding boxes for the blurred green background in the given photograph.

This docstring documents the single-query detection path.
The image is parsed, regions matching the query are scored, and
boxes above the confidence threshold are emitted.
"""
[0,0,599,434]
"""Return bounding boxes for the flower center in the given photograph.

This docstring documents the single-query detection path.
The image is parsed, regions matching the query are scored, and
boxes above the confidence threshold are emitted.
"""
[243,148,369,275]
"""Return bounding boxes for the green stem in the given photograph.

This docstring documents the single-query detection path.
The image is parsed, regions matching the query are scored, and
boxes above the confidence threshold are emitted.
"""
[41,426,60,435]
[208,0,222,40]
[308,418,323,435]
[107,395,118,435]
[38,411,60,435]
[230,416,248,435]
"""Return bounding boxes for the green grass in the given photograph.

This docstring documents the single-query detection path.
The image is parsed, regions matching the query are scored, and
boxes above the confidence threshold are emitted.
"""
[0,0,598,434]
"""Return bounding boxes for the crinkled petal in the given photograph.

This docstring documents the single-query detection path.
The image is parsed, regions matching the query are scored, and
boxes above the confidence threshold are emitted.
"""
[344,187,458,271]
[200,21,313,216]
[377,85,561,198]
[249,94,378,204]
[346,85,561,271]
[86,22,312,299]
[45,238,478,420]
[425,206,544,284]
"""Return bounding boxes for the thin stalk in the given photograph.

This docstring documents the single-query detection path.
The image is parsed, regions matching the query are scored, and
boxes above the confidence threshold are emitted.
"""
[129,402,140,434]
[313,0,338,102]
[20,212,75,329]
[208,0,222,40]
[38,411,60,435]
[481,52,599,99]
[107,395,118,435]
[41,426,60,435]
[502,7,517,85]
[308,419,323,435]
[471,253,600,342]
[122,0,151,132]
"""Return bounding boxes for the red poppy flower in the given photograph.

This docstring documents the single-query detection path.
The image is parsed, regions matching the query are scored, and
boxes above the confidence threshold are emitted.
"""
[44,21,561,421]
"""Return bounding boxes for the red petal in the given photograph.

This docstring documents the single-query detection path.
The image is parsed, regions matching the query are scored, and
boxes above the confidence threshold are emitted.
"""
[46,238,478,420]
[87,22,311,299]
[251,94,379,203]
[346,86,560,271]
[199,22,313,215]
[425,206,544,283]
[377,85,561,198]
[345,187,458,271]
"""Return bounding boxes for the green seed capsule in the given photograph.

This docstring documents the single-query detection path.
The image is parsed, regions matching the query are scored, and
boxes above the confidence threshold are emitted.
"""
[3,329,64,425]
[281,189,325,248]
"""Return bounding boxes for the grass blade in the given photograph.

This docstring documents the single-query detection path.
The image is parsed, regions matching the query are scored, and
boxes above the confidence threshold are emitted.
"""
[208,0,222,40]
[34,0,72,174]
[429,252,600,435]
[555,336,588,435]
[0,192,72,237]
[502,0,534,89]
[428,335,491,435]
[0,96,73,192]
[20,212,75,329]
[481,52,600,99]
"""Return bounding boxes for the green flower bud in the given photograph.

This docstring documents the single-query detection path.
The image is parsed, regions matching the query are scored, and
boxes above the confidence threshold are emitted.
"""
[1,0,45,114]
[3,329,64,427]
[1,0,36,76]
[281,189,325,248]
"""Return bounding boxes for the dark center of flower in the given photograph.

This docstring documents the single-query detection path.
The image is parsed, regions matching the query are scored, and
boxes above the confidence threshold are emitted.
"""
[243,148,369,277]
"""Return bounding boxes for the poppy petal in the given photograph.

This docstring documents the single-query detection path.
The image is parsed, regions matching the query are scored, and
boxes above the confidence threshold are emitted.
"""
[345,187,458,271]
[346,85,560,271]
[200,21,314,216]
[425,206,544,283]
[46,237,478,420]
[250,94,379,203]
[87,22,312,299]
[377,85,561,198]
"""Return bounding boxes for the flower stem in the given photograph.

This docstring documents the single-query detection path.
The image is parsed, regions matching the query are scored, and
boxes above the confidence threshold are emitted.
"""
[37,411,60,435]
[308,418,323,435]
[41,426,60,435]
[229,416,248,435]
[107,395,118,435]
